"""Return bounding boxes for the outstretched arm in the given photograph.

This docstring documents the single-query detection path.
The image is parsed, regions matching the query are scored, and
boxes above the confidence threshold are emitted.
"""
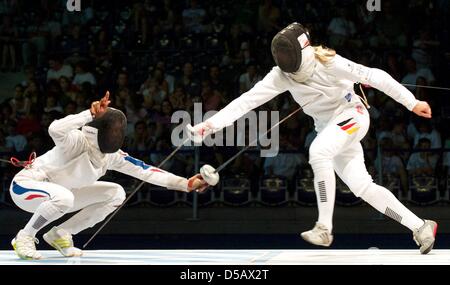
[187,68,286,142]
[109,151,208,192]
[332,55,432,118]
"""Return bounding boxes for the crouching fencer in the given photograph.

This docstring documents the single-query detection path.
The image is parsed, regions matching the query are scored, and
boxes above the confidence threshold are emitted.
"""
[10,92,211,260]
[187,23,437,254]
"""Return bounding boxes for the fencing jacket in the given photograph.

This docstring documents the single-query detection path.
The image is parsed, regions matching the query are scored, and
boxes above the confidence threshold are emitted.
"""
[27,110,188,191]
[206,54,418,133]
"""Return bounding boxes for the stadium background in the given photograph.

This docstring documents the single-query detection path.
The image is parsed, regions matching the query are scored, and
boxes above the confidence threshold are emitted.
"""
[0,0,449,250]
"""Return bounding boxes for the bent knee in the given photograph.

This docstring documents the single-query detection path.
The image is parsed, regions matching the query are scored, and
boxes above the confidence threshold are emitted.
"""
[347,179,373,198]
[52,191,75,211]
[107,184,126,205]
[309,143,335,166]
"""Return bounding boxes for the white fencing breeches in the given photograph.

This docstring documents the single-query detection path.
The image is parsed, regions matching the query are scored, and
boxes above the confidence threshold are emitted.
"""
[10,171,126,236]
[308,104,423,232]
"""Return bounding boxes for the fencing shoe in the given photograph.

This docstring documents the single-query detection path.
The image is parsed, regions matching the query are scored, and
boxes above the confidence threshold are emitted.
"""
[413,220,437,254]
[301,222,333,247]
[43,226,83,257]
[11,230,42,260]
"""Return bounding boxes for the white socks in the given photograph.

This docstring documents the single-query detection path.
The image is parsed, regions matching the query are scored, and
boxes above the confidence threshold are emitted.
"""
[311,161,424,233]
[23,201,65,237]
[311,160,336,232]
[360,183,425,231]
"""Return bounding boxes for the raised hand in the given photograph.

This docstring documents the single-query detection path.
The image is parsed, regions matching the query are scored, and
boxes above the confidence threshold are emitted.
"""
[90,91,112,118]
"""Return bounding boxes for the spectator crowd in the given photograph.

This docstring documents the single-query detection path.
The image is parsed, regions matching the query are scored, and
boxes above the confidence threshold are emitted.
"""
[1,0,450,196]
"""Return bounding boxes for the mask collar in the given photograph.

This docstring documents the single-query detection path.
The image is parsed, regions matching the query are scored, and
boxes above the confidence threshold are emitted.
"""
[288,46,316,83]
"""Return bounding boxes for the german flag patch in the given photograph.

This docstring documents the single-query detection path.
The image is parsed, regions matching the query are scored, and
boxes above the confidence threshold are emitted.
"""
[337,118,360,135]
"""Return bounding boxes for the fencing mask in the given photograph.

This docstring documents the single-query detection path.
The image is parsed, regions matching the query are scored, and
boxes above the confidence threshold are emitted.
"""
[271,22,315,82]
[85,107,127,153]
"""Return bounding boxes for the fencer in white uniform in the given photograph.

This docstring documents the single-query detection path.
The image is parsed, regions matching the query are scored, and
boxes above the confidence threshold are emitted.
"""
[10,92,209,260]
[187,23,437,254]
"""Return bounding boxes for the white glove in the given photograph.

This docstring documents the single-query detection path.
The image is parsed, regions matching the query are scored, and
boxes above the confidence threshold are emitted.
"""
[186,122,214,143]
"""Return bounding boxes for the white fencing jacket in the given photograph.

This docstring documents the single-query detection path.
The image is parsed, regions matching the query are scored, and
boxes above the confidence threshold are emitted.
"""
[206,55,418,133]
[29,110,188,191]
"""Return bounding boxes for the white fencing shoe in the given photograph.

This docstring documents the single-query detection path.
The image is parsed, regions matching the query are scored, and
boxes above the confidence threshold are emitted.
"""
[413,220,437,255]
[301,222,333,247]
[43,227,83,257]
[11,230,42,260]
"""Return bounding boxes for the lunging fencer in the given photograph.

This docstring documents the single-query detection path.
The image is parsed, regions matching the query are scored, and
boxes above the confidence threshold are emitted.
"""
[10,92,211,260]
[187,22,437,254]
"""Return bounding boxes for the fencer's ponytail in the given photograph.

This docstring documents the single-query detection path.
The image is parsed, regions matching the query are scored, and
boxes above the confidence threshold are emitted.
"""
[314,46,336,64]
